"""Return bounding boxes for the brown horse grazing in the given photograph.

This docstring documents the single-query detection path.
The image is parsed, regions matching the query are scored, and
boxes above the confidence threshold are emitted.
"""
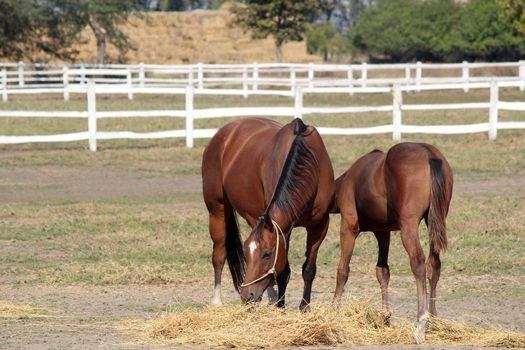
[202,117,334,310]
[330,142,453,342]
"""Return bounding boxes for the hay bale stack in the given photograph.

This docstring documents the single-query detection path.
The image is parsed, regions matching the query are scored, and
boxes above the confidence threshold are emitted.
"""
[75,8,320,64]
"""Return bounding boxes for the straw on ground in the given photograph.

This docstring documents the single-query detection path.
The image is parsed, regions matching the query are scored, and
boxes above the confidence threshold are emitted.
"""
[126,300,525,348]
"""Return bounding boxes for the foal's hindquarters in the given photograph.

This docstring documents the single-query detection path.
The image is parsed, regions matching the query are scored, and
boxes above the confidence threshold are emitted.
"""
[331,143,453,343]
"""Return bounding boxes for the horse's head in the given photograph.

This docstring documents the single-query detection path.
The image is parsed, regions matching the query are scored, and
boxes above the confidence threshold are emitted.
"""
[240,214,287,303]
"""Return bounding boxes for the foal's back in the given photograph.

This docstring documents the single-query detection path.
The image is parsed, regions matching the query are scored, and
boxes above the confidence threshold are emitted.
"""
[333,142,451,232]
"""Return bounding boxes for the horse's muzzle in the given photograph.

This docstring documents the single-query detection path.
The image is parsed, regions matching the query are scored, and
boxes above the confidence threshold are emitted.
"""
[242,291,262,304]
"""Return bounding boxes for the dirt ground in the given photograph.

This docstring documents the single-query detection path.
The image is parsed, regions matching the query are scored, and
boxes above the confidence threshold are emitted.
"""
[1,165,524,349]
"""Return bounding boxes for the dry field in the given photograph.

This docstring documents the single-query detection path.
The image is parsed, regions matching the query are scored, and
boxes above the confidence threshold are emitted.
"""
[0,90,524,349]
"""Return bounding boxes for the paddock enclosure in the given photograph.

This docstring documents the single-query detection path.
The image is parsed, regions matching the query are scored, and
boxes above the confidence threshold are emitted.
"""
[0,69,524,348]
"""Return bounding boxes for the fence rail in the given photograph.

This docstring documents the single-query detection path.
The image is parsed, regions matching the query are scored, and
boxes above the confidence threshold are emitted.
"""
[1,78,524,150]
[1,61,525,100]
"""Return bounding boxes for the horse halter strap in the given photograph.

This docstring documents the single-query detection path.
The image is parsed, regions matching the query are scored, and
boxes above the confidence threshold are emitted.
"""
[240,219,287,288]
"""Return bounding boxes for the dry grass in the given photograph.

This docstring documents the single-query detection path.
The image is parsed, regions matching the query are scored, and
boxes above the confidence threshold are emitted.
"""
[0,301,45,319]
[126,301,525,348]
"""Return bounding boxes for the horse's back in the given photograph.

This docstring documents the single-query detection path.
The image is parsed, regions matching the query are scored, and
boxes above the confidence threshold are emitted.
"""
[202,118,280,217]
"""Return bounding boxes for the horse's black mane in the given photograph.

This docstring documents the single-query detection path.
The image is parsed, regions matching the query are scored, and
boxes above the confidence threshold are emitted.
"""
[257,120,319,236]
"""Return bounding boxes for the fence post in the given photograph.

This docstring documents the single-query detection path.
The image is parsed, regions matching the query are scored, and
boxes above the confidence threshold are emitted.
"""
[1,69,7,102]
[308,63,314,89]
[185,85,194,148]
[18,61,24,87]
[87,80,97,152]
[139,62,145,88]
[361,62,367,88]
[405,64,411,85]
[242,66,248,98]
[392,84,402,141]
[489,81,499,141]
[347,66,354,95]
[294,85,303,119]
[80,64,86,86]
[197,62,204,90]
[62,67,69,101]
[519,60,525,91]
[252,62,258,91]
[416,61,422,92]
[126,69,133,100]
[290,66,296,95]
[462,61,469,93]
[188,66,194,87]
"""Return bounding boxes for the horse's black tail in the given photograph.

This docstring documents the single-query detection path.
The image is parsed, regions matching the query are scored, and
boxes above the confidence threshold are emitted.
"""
[428,158,449,254]
[225,209,245,292]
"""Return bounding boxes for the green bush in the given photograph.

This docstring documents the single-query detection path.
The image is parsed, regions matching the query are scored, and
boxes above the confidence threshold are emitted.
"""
[348,0,525,62]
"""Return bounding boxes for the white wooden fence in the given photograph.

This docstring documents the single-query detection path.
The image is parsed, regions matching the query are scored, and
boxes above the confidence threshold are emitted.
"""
[1,61,525,98]
[0,79,524,150]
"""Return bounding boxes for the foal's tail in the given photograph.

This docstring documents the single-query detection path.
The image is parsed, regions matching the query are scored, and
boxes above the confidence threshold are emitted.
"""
[428,158,450,254]
[225,209,245,292]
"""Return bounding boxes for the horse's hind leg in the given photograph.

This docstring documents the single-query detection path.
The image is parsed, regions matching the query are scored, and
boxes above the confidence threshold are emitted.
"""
[400,220,428,343]
[373,231,391,320]
[208,204,229,306]
[300,216,330,311]
[426,251,441,316]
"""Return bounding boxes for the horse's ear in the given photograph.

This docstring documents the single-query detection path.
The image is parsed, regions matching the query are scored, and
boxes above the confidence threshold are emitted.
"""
[263,213,274,232]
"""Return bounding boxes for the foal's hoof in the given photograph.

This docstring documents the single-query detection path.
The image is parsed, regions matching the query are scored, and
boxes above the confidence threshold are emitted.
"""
[413,313,429,344]
[382,311,392,326]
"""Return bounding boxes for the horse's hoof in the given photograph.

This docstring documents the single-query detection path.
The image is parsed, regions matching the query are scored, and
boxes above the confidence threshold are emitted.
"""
[299,301,311,312]
[210,298,223,307]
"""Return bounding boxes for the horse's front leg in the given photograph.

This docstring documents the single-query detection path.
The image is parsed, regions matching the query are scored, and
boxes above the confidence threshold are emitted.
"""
[300,216,330,311]
[276,262,291,307]
[266,284,278,304]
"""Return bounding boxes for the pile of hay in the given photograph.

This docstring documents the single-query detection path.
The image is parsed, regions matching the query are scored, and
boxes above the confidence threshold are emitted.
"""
[129,301,525,348]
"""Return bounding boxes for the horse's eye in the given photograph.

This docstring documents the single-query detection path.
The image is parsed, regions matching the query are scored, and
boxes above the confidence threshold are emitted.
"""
[261,250,272,259]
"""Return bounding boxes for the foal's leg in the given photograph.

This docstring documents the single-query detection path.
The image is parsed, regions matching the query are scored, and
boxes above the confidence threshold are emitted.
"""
[426,251,441,316]
[373,231,391,312]
[300,216,330,311]
[400,220,428,343]
[333,215,359,303]
[208,204,229,306]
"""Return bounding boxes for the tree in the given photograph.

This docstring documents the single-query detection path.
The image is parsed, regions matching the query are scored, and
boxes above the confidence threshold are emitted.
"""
[0,0,146,64]
[499,0,525,34]
[234,0,317,62]
[305,22,345,61]
[0,0,79,61]
[347,0,525,62]
[53,0,147,64]
[453,0,525,61]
